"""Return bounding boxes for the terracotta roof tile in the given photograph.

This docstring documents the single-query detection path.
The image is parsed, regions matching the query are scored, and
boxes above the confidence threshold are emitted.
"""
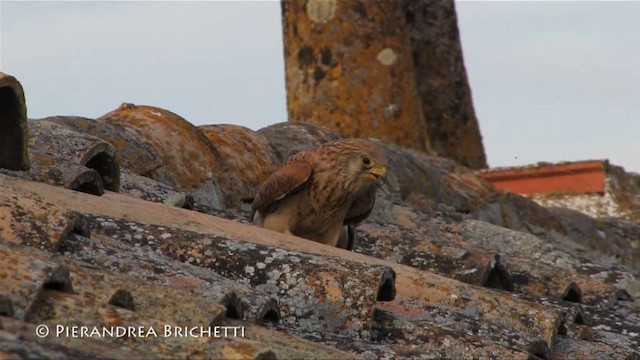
[461,220,639,304]
[60,231,278,325]
[0,175,581,358]
[28,118,120,192]
[199,124,280,213]
[85,214,396,338]
[96,104,227,208]
[1,240,357,359]
[1,151,105,196]
[119,168,191,208]
[0,72,29,171]
[355,222,513,290]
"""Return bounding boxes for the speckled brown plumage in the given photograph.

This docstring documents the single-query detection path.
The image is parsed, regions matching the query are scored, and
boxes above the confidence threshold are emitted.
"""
[252,138,387,248]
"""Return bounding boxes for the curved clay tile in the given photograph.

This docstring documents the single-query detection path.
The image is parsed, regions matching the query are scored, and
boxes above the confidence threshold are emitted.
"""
[31,116,189,207]
[21,263,229,333]
[502,254,624,306]
[12,176,565,348]
[354,222,513,291]
[119,168,190,207]
[86,215,396,338]
[551,206,640,273]
[6,175,640,358]
[378,141,497,214]
[552,336,640,360]
[3,151,105,195]
[61,229,280,325]
[29,118,120,192]
[476,191,567,235]
[35,116,189,207]
[97,103,224,208]
[257,121,343,162]
[199,124,280,213]
[377,298,556,359]
[48,115,163,178]
[362,209,631,305]
[461,220,639,306]
[0,174,89,251]
[0,72,29,171]
[2,241,354,359]
[0,243,60,320]
[583,300,640,351]
[373,308,532,359]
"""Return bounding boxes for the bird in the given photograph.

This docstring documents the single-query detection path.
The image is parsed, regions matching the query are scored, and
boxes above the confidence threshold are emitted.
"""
[251,138,387,248]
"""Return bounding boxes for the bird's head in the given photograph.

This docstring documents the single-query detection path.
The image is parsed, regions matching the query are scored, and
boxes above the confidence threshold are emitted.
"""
[339,139,387,187]
[354,152,386,183]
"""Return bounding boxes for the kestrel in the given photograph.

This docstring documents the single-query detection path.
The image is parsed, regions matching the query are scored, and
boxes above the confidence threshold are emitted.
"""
[251,138,387,248]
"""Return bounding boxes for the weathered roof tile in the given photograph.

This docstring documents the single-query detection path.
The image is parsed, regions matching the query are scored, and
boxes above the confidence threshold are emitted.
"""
[3,241,230,327]
[257,122,344,162]
[97,103,225,208]
[1,240,358,359]
[199,124,280,213]
[0,72,29,171]
[550,206,640,273]
[0,244,59,320]
[1,317,153,359]
[460,219,640,301]
[119,168,191,208]
[373,307,533,359]
[0,178,81,250]
[354,222,512,291]
[29,118,120,192]
[59,230,279,325]
[6,177,569,344]
[551,335,640,360]
[86,214,396,339]
[1,151,105,196]
[2,111,640,358]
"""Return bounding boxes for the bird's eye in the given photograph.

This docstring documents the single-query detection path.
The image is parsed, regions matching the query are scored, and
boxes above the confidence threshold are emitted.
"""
[362,157,371,165]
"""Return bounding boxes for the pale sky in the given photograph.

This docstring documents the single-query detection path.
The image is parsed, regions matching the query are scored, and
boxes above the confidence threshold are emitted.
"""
[1,1,639,173]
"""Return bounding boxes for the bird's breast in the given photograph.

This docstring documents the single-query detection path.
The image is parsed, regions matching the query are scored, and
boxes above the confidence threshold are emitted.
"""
[292,184,349,233]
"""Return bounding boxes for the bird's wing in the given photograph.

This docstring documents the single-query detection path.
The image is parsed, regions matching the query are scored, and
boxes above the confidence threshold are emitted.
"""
[252,160,313,214]
[344,186,377,225]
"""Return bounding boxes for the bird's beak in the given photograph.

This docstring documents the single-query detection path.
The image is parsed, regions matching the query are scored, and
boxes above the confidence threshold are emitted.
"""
[369,165,386,177]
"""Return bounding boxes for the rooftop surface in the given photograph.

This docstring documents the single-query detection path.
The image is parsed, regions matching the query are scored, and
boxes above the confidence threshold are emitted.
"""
[1,99,639,359]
